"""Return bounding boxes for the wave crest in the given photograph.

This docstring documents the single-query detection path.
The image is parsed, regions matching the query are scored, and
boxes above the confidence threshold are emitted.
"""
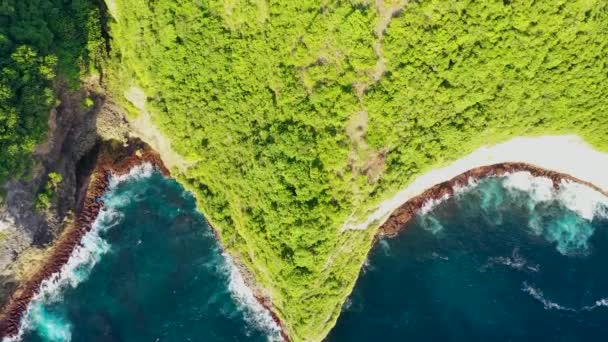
[4,207,121,342]
[502,172,608,256]
[221,253,282,341]
[503,172,608,221]
[522,282,574,312]
[3,166,155,342]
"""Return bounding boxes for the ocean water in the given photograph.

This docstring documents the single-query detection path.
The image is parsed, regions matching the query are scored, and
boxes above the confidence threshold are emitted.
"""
[12,165,279,342]
[328,172,608,341]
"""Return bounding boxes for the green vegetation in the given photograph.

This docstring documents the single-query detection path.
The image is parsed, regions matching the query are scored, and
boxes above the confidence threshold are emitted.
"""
[106,0,608,340]
[0,0,104,185]
[36,171,63,211]
[83,96,95,108]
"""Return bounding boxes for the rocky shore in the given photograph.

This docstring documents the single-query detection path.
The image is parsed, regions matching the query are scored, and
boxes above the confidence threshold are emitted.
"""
[0,139,168,338]
[379,162,608,237]
[203,216,291,341]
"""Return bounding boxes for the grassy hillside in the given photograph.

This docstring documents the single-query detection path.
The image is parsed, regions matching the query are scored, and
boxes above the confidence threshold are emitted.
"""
[0,0,104,186]
[106,0,608,340]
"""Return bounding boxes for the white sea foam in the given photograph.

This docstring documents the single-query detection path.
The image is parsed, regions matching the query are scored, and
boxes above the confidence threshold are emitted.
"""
[503,172,554,203]
[360,256,373,273]
[221,253,282,341]
[556,181,608,221]
[503,172,608,221]
[418,215,444,234]
[484,248,539,273]
[501,172,608,255]
[108,162,155,188]
[522,285,608,313]
[3,166,153,342]
[522,282,574,312]
[378,239,391,255]
[3,207,122,342]
[453,177,480,196]
[584,298,608,311]
[419,193,450,216]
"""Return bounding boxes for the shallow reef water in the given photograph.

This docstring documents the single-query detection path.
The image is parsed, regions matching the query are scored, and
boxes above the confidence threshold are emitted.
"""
[328,172,608,341]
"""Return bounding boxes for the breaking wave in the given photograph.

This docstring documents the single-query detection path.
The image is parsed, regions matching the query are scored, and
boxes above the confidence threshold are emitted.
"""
[504,172,608,220]
[503,172,608,255]
[3,165,155,342]
[221,253,282,341]
[419,193,451,216]
[522,282,574,311]
[107,162,155,188]
[4,207,123,342]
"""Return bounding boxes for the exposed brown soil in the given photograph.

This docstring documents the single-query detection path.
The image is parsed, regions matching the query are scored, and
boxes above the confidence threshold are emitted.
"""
[0,138,168,338]
[378,162,608,237]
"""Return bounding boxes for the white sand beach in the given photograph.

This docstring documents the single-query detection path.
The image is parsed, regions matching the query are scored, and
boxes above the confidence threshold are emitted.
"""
[343,135,608,231]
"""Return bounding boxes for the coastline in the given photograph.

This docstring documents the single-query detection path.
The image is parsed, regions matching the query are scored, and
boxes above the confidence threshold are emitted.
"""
[0,135,291,341]
[202,216,291,341]
[2,134,608,341]
[344,135,608,232]
[0,138,169,338]
[378,162,608,237]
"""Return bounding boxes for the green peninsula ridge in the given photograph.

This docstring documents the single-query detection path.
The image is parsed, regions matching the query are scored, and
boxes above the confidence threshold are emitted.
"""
[2,0,608,341]
[103,1,608,340]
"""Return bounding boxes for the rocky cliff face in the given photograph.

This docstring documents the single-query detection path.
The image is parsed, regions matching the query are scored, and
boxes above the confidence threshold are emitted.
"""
[0,79,130,310]
[0,137,168,338]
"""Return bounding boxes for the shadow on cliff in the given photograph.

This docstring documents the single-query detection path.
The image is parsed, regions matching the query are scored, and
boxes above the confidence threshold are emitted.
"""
[0,0,116,310]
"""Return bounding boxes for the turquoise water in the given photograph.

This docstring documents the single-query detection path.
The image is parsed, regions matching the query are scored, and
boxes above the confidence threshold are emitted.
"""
[12,169,608,341]
[328,173,608,341]
[15,165,278,342]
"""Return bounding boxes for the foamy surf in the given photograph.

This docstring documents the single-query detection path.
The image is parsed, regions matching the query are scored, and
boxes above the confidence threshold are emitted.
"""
[108,162,155,188]
[3,166,155,342]
[504,172,608,221]
[522,282,574,312]
[419,193,451,216]
[503,172,608,255]
[3,207,122,342]
[221,253,282,342]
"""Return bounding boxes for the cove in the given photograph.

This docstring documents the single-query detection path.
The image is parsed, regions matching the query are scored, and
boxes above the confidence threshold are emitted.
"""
[10,166,279,342]
[329,172,608,341]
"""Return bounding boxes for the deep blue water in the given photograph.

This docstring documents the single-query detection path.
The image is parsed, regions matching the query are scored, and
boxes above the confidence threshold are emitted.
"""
[15,166,278,342]
[328,173,608,341]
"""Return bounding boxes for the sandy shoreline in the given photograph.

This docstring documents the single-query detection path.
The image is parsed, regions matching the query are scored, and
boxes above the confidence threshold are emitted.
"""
[344,135,608,232]
[0,139,169,338]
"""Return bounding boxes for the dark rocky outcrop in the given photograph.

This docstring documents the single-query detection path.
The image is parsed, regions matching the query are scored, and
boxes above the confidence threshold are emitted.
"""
[0,139,168,338]
[0,82,101,309]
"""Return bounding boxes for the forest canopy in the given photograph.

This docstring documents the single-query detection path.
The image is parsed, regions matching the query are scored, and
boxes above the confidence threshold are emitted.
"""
[107,0,608,341]
[0,0,102,184]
